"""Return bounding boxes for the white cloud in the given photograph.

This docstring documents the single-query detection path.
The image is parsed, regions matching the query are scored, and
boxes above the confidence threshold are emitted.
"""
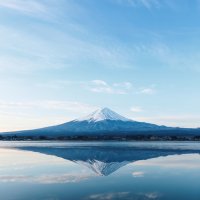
[0,0,47,14]
[139,88,156,95]
[2,2,197,76]
[117,0,161,9]
[92,80,108,86]
[116,0,180,10]
[0,0,77,21]
[145,42,200,73]
[139,0,160,9]
[36,79,157,98]
[86,80,133,94]
[0,23,136,75]
[130,106,143,113]
[113,82,132,89]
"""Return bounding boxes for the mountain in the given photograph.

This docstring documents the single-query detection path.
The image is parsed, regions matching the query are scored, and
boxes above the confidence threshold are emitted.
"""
[1,107,199,138]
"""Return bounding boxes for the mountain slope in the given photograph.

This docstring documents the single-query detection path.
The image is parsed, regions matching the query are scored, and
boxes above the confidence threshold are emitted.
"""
[1,107,174,137]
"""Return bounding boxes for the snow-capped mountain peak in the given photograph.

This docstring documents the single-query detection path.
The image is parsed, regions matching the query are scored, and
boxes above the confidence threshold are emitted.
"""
[75,107,130,122]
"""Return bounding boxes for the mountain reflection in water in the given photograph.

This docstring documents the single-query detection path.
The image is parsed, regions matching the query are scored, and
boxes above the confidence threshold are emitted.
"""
[16,142,200,176]
[1,142,200,200]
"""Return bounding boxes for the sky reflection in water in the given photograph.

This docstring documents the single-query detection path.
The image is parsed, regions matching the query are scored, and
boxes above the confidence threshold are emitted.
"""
[0,141,200,200]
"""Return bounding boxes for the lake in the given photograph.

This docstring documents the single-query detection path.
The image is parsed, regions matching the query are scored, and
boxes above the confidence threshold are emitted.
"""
[0,141,200,200]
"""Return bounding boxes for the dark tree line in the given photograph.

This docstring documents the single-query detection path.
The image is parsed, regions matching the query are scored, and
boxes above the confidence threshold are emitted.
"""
[1,134,200,141]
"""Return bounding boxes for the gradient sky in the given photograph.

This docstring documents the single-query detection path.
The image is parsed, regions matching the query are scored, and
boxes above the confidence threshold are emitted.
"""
[0,0,200,131]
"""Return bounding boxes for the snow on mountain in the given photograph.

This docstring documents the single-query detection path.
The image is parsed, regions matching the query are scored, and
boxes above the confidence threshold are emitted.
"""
[74,107,131,122]
[75,160,129,176]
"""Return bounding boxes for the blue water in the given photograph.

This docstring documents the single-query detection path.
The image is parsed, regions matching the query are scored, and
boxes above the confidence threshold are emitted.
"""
[0,141,200,200]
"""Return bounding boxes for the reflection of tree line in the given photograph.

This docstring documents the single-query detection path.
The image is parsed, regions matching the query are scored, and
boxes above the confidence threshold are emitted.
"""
[1,134,200,141]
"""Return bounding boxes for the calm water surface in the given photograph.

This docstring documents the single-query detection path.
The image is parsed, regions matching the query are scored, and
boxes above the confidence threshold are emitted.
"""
[0,141,200,200]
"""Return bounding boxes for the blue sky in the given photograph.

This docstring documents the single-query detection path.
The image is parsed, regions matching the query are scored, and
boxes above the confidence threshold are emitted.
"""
[0,0,200,131]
